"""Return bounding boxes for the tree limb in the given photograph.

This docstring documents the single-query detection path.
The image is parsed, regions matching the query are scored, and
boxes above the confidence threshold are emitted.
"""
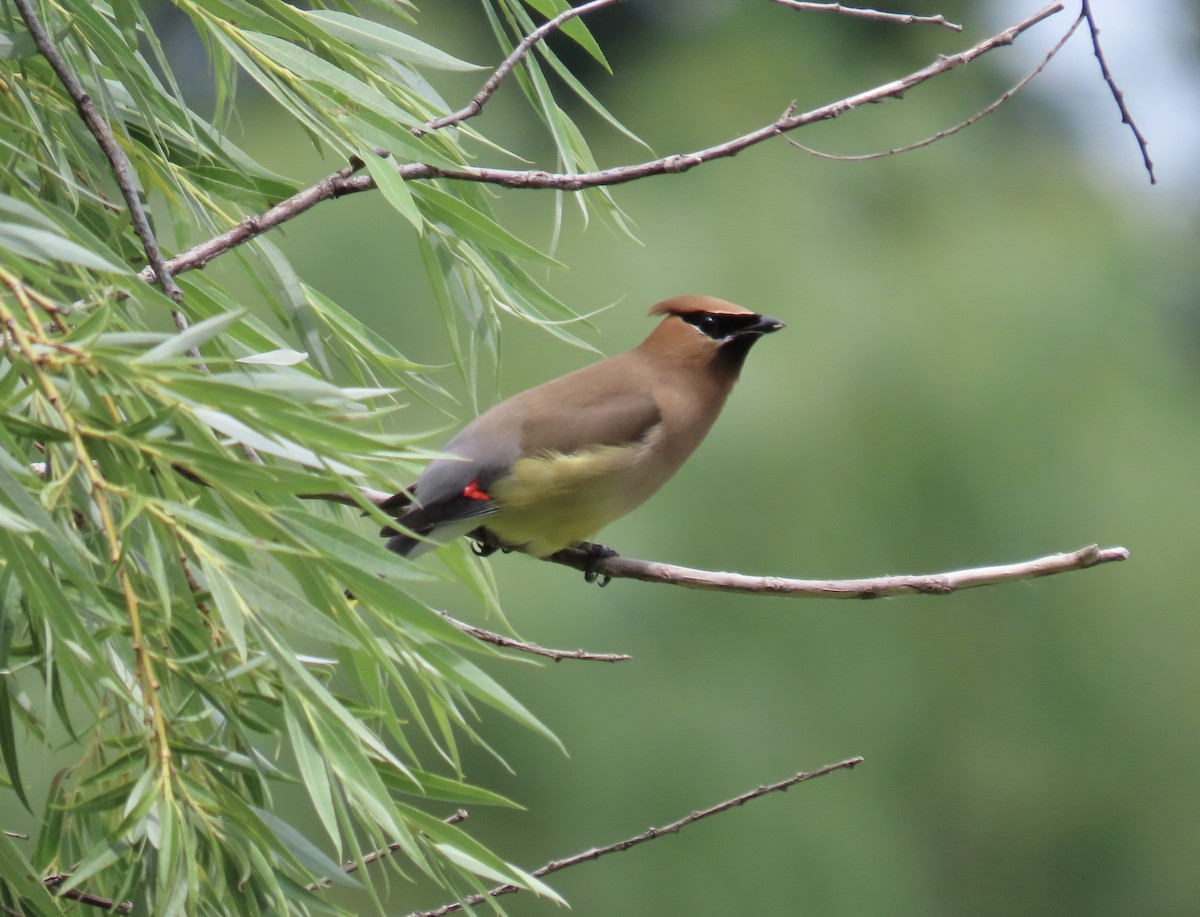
[787,10,1084,161]
[767,1,961,31]
[138,2,1063,286]
[1079,0,1155,184]
[405,756,864,917]
[42,874,133,914]
[301,488,1129,599]
[12,0,183,307]
[544,544,1129,598]
[417,0,630,135]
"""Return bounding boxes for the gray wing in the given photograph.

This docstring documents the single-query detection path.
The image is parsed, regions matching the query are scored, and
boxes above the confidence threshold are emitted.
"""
[413,354,663,506]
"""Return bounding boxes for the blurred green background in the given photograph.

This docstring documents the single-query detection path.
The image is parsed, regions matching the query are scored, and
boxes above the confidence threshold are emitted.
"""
[33,1,1200,914]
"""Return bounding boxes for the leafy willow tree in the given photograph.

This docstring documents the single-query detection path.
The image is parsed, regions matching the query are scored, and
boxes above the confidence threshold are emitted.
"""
[0,1,628,913]
[0,0,1138,914]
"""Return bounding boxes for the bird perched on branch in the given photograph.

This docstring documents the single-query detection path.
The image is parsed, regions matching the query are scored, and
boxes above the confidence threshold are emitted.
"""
[380,295,783,579]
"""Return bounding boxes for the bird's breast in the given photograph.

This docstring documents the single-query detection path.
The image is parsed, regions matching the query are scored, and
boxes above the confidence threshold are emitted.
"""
[485,435,673,557]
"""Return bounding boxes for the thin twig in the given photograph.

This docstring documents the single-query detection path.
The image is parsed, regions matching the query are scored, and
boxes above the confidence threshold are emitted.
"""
[406,757,864,917]
[11,0,183,305]
[543,544,1129,598]
[139,3,1063,285]
[435,610,631,662]
[421,0,961,139]
[306,809,470,892]
[788,10,1084,161]
[1080,0,1155,184]
[769,1,961,31]
[418,0,628,135]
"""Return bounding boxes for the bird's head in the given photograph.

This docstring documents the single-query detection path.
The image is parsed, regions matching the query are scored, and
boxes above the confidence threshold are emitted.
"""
[642,295,785,375]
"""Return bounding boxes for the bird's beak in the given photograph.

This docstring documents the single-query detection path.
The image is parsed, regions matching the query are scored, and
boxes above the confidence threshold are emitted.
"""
[740,315,786,337]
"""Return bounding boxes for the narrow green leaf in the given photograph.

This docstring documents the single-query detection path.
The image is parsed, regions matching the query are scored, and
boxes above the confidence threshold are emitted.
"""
[0,27,37,60]
[191,408,359,475]
[0,835,59,917]
[32,770,67,871]
[255,238,332,379]
[0,598,30,811]
[253,811,355,888]
[0,222,129,273]
[379,766,521,809]
[303,10,483,71]
[236,349,308,366]
[134,310,245,364]
[198,553,249,658]
[417,185,562,268]
[421,642,563,751]
[0,193,58,229]
[0,453,96,592]
[0,503,38,533]
[284,701,340,847]
[53,837,127,895]
[521,0,610,69]
[362,153,423,232]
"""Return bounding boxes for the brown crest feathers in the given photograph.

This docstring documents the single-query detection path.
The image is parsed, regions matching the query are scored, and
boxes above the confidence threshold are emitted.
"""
[647,295,754,317]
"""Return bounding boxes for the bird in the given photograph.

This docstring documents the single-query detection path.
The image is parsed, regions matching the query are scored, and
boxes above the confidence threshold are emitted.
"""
[380,295,784,578]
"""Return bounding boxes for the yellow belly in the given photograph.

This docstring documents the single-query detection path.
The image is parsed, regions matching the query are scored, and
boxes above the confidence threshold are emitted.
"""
[486,444,662,557]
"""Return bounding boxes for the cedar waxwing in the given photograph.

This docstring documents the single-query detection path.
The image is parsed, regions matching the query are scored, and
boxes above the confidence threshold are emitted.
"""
[381,295,783,568]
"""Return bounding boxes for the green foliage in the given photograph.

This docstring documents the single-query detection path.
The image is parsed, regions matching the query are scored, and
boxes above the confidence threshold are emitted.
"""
[0,0,634,912]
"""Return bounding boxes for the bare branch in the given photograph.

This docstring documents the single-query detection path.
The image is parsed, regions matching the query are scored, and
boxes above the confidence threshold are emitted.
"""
[139,3,1063,285]
[543,544,1129,598]
[299,489,1128,600]
[768,1,961,31]
[1080,0,1156,184]
[418,0,629,135]
[417,0,961,139]
[11,0,183,306]
[435,610,631,662]
[406,757,864,917]
[788,10,1084,161]
[136,164,364,286]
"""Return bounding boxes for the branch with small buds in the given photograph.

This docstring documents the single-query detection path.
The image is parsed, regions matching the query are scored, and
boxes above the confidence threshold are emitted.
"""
[435,610,631,662]
[315,488,1130,598]
[401,757,864,917]
[545,543,1129,597]
[787,10,1084,162]
[138,2,1074,286]
[1080,0,1155,183]
[306,810,471,893]
[11,0,186,337]
[767,0,961,30]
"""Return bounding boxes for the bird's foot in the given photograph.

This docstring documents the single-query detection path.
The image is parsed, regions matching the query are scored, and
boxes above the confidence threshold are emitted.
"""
[470,530,512,558]
[577,541,618,587]
[471,538,500,557]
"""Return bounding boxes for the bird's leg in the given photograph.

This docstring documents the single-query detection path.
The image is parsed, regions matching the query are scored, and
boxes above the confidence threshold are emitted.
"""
[577,541,618,587]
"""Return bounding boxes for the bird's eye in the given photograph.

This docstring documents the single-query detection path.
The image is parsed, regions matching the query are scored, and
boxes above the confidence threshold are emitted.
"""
[681,311,728,339]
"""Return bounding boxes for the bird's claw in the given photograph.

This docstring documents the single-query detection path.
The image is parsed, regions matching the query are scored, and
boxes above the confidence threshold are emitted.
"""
[579,542,618,587]
[471,538,500,557]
